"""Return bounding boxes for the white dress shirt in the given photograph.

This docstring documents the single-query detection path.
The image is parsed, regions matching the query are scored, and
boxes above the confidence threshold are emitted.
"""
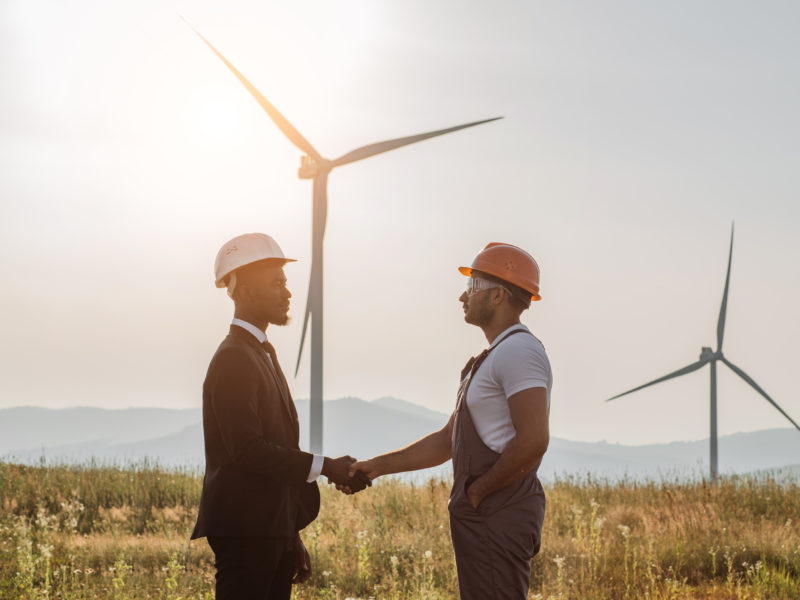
[231,318,324,483]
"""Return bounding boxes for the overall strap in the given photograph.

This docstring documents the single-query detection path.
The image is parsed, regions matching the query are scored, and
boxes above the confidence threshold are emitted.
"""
[460,328,532,382]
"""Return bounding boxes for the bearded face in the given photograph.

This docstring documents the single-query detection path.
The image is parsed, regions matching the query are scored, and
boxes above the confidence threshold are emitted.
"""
[459,287,496,327]
[233,261,292,326]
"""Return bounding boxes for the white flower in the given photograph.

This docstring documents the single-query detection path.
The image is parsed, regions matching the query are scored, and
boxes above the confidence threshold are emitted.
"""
[356,529,368,540]
[617,524,631,538]
[552,555,565,569]
[390,555,399,567]
[424,550,432,560]
[322,570,331,578]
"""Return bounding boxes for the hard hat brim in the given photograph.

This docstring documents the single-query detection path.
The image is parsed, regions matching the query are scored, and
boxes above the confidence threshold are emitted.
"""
[215,257,297,288]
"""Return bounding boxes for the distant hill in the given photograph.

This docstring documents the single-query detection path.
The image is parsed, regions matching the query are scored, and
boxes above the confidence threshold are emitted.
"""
[0,406,200,454]
[3,400,800,481]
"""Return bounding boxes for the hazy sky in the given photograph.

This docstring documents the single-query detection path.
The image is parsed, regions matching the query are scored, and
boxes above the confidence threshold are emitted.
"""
[2,0,799,447]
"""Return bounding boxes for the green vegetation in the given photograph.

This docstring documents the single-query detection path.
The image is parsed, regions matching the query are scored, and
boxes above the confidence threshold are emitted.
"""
[1,462,799,599]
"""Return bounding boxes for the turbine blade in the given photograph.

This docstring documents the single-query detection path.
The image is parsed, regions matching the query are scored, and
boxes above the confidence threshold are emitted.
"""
[716,222,734,351]
[331,117,503,167]
[606,359,708,402]
[294,287,312,377]
[721,357,800,432]
[186,23,322,161]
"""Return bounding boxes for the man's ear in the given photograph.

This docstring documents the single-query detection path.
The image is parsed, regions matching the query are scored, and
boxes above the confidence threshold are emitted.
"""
[491,287,505,306]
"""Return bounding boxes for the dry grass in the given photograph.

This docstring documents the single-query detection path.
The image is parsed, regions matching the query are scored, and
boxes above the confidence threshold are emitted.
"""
[1,463,798,599]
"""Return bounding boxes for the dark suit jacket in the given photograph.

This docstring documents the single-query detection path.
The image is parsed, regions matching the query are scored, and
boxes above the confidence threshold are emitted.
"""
[191,325,320,539]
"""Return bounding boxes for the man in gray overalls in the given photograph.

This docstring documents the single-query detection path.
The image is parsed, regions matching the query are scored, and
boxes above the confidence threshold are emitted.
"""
[350,242,551,599]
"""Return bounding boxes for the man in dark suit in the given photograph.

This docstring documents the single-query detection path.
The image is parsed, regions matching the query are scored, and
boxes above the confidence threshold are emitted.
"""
[191,232,368,599]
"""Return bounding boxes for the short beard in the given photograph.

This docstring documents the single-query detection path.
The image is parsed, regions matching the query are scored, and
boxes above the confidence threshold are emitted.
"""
[269,313,291,327]
[465,301,493,327]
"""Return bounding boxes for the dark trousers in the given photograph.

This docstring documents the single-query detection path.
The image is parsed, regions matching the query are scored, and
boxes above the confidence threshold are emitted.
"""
[207,536,295,600]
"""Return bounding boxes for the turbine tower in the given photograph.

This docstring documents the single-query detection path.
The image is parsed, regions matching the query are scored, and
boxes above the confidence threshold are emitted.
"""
[606,224,800,482]
[190,27,501,453]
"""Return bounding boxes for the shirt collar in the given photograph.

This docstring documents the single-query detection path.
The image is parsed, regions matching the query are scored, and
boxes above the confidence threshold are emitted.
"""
[490,322,529,348]
[231,318,267,344]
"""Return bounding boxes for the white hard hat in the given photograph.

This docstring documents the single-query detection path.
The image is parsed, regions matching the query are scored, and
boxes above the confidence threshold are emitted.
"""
[214,233,296,288]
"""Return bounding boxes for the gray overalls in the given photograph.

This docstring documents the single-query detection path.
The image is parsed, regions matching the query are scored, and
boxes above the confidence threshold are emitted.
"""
[448,329,546,600]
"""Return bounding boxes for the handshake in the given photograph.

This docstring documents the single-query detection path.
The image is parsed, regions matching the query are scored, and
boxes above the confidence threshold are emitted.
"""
[320,455,374,494]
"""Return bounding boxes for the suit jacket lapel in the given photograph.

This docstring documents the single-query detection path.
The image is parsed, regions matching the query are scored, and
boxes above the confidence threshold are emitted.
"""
[264,343,300,443]
[229,326,300,442]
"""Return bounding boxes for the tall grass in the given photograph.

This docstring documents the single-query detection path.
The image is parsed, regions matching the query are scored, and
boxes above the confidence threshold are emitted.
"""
[1,462,798,599]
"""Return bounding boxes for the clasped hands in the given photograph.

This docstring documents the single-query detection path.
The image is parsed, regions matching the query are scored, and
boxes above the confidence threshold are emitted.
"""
[321,455,372,494]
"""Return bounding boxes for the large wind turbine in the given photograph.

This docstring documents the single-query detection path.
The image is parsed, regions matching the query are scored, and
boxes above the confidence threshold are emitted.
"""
[606,224,800,481]
[189,27,501,453]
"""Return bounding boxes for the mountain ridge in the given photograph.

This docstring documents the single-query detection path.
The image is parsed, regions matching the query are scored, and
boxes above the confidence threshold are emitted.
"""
[3,400,799,481]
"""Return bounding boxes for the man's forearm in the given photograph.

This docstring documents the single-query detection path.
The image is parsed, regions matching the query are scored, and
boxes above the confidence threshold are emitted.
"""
[467,435,546,504]
[371,428,452,476]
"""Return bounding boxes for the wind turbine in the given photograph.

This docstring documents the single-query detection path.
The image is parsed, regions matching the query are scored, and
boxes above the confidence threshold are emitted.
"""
[606,224,800,481]
[189,27,501,453]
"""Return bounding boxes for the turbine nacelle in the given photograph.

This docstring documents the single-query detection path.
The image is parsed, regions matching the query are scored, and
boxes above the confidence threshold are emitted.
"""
[298,155,331,179]
[699,347,721,362]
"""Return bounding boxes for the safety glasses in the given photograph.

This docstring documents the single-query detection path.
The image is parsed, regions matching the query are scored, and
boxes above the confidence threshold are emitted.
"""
[466,276,511,296]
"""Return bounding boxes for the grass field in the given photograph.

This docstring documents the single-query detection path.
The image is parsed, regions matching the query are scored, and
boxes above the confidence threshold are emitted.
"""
[1,462,798,599]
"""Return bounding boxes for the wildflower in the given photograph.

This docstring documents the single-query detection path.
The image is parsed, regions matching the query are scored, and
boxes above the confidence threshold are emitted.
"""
[390,555,399,567]
[552,555,565,569]
[322,570,331,578]
[590,498,600,509]
[356,529,368,540]
[424,550,432,560]
[617,524,631,538]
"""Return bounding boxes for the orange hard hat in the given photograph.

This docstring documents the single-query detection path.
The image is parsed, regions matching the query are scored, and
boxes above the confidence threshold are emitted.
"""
[459,242,541,301]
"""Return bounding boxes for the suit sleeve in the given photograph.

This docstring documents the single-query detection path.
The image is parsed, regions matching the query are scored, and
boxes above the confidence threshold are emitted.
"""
[207,346,313,486]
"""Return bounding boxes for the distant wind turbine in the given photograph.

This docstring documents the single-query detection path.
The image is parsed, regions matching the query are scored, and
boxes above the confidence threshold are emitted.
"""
[188,25,502,453]
[606,224,800,481]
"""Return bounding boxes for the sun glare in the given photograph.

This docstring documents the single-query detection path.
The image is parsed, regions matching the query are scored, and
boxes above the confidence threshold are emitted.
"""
[181,89,253,143]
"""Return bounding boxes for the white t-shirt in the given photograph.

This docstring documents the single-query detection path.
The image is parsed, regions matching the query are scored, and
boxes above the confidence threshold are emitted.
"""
[464,323,552,454]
